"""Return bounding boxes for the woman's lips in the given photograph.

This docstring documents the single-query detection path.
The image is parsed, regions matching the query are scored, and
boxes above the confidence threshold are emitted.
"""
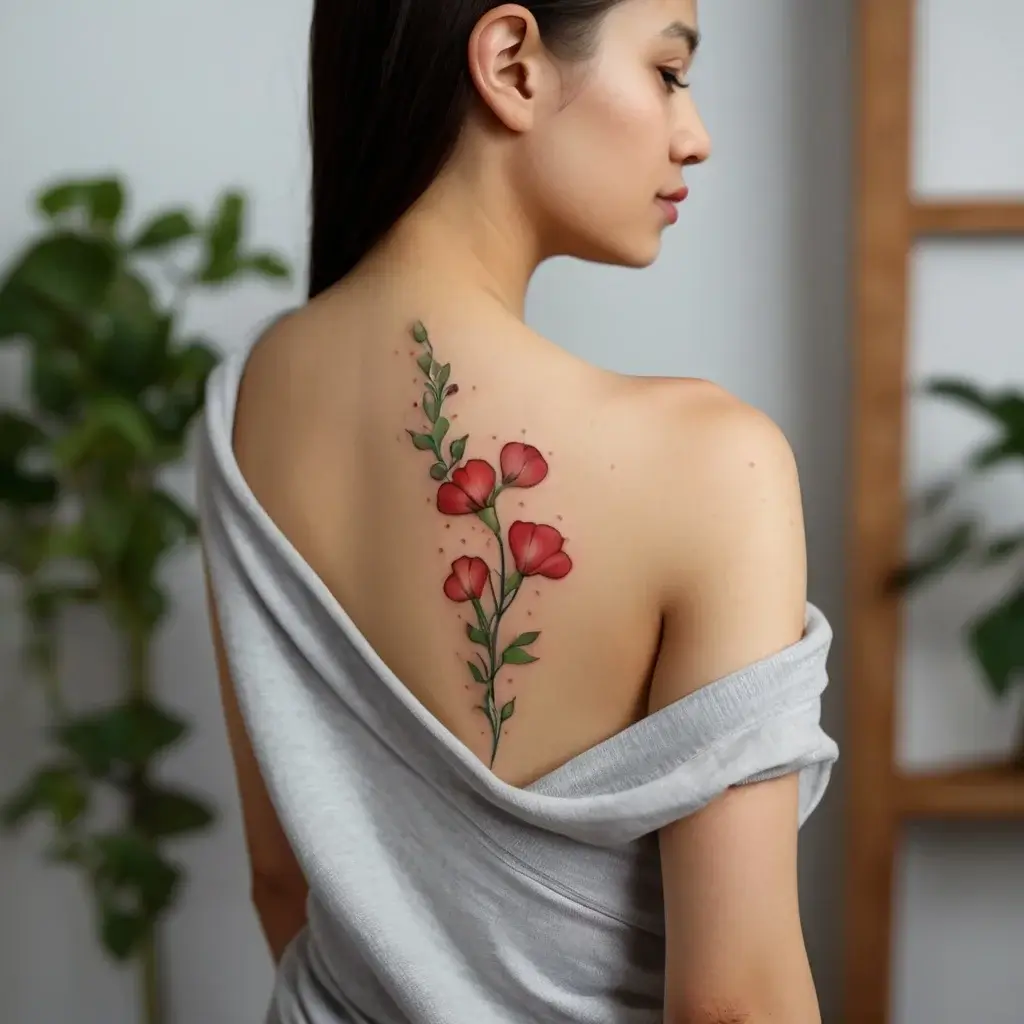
[656,186,689,224]
[656,198,679,224]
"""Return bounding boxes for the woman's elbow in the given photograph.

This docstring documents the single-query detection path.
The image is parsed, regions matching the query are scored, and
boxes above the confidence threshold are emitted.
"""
[669,1000,821,1024]
[250,867,308,904]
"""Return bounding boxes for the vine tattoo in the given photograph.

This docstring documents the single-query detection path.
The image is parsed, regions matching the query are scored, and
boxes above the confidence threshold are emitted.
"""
[404,321,573,766]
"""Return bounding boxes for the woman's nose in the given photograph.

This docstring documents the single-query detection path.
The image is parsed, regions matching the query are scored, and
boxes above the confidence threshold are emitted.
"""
[672,104,712,166]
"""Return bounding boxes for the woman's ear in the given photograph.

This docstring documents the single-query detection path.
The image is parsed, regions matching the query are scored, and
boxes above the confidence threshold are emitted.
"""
[467,5,550,133]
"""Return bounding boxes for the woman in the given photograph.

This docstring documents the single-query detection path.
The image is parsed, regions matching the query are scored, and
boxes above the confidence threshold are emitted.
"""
[197,1,838,1022]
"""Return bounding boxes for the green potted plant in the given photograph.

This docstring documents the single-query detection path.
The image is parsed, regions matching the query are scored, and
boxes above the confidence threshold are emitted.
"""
[889,378,1024,767]
[0,174,293,1023]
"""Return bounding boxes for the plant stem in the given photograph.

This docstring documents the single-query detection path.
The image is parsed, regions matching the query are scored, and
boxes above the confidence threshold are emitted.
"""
[38,648,68,723]
[485,510,511,766]
[128,621,161,1024]
[129,627,149,700]
[141,928,161,1024]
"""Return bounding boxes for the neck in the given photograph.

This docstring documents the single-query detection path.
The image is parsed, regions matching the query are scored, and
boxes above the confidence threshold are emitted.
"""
[357,155,543,320]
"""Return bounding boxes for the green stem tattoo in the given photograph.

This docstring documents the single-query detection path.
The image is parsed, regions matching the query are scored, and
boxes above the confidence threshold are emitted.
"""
[403,320,573,766]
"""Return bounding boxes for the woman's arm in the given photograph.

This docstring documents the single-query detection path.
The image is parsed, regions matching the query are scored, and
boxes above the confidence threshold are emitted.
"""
[202,557,310,965]
[649,393,820,1024]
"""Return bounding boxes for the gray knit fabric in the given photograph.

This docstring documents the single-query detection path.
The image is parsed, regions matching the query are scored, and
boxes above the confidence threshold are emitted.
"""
[196,337,839,1024]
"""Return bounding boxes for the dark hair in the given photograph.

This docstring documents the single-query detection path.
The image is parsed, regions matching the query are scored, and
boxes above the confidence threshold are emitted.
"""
[307,1,626,298]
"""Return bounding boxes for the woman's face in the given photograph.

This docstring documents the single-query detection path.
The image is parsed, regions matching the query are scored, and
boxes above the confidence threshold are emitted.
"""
[522,0,710,267]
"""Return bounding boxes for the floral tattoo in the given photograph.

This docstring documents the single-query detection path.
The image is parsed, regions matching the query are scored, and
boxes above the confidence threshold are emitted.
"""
[404,321,573,767]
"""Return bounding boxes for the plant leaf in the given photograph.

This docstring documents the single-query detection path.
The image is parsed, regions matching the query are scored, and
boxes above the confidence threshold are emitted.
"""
[927,379,1024,466]
[886,520,975,593]
[145,338,220,445]
[30,343,84,415]
[37,177,125,229]
[436,363,451,390]
[135,787,215,839]
[503,571,522,596]
[0,276,73,345]
[0,467,58,507]
[500,699,516,722]
[925,379,996,417]
[196,191,245,284]
[164,338,220,395]
[508,631,540,648]
[967,585,1024,698]
[99,907,149,961]
[92,831,181,933]
[136,583,169,631]
[1,763,88,829]
[416,353,433,376]
[970,438,1021,471]
[501,646,539,666]
[432,416,449,446]
[45,524,92,561]
[87,179,125,228]
[412,321,429,344]
[37,181,91,220]
[467,661,486,684]
[54,396,157,466]
[116,491,197,583]
[915,477,959,516]
[466,623,489,646]
[0,411,46,462]
[131,210,196,251]
[94,269,168,392]
[0,415,58,506]
[983,532,1024,563]
[8,232,117,316]
[449,435,467,463]
[423,391,439,423]
[82,491,136,566]
[241,251,291,279]
[407,430,435,451]
[55,699,188,777]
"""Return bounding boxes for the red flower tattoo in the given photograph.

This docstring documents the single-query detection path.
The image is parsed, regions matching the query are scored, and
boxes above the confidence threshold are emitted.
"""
[443,556,490,601]
[508,521,573,579]
[500,442,548,488]
[404,320,573,767]
[436,460,495,514]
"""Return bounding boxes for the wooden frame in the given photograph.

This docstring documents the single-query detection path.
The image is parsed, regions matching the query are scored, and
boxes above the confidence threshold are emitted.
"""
[843,2,1024,1021]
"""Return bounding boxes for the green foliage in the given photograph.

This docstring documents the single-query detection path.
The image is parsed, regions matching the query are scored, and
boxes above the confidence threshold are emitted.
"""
[0,174,293,987]
[890,377,1024,707]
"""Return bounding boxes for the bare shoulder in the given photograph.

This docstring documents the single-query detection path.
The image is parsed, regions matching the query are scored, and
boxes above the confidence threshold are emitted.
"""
[232,306,315,431]
[230,303,342,460]
[621,374,803,515]
[228,305,344,539]
[621,375,808,705]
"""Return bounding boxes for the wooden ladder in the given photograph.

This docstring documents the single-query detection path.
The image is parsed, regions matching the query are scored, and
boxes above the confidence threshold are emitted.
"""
[843,2,1024,1021]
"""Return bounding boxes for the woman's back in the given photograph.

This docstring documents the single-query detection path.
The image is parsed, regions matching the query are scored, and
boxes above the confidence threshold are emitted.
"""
[199,287,837,1024]
[233,279,716,787]
[199,1,838,1020]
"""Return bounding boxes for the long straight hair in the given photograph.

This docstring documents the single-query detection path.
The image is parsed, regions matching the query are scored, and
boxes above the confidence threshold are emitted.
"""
[307,0,626,299]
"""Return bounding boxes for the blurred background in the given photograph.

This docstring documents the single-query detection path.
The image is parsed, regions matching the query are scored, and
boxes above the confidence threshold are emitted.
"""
[0,1,1020,1022]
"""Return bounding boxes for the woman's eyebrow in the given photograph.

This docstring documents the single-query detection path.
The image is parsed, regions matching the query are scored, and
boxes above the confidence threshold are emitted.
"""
[660,20,701,55]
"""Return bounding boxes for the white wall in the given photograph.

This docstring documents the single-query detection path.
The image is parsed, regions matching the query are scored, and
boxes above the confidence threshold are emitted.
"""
[1,1,855,1022]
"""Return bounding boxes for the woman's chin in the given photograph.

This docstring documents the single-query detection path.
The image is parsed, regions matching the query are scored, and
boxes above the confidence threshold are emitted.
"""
[608,235,663,269]
[568,231,663,270]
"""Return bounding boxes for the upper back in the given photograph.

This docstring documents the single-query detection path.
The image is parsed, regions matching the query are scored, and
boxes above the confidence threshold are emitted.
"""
[232,286,735,787]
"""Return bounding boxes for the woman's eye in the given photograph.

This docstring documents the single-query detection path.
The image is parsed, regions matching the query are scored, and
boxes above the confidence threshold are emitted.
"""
[659,68,689,92]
